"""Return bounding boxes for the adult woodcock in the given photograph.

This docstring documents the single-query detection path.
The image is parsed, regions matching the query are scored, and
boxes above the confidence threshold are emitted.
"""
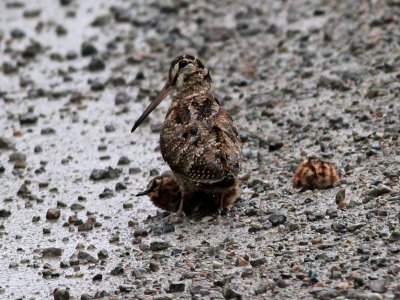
[131,54,242,215]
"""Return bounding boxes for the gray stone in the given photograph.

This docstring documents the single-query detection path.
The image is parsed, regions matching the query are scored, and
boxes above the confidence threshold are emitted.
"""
[268,214,286,226]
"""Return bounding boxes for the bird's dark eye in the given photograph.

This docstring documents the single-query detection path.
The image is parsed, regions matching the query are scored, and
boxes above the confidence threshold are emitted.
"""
[179,60,188,68]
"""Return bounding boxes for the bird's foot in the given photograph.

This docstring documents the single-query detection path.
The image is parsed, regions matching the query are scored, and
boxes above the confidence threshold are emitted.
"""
[164,209,186,223]
[218,206,231,216]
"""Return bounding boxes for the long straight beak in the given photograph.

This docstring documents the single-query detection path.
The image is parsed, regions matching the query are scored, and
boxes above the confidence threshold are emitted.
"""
[131,81,173,133]
[136,190,150,196]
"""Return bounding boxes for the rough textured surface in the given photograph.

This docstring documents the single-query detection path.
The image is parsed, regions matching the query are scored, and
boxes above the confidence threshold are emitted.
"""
[0,0,399,299]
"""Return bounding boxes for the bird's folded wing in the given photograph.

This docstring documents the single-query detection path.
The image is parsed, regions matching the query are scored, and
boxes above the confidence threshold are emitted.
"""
[164,104,241,183]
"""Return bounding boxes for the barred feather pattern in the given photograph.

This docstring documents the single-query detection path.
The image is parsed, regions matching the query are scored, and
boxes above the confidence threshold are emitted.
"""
[160,90,241,195]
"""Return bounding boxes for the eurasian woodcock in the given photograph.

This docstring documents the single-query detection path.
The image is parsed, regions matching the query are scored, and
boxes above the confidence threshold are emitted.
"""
[292,155,340,190]
[136,172,181,213]
[132,54,242,215]
[136,172,218,215]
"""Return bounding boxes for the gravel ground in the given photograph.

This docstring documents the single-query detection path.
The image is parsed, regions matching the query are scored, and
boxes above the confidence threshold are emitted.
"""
[0,0,399,299]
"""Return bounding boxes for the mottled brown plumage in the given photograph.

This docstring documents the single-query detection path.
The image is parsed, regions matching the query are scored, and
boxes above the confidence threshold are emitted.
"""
[136,172,219,215]
[132,55,242,214]
[136,172,181,212]
[292,156,340,190]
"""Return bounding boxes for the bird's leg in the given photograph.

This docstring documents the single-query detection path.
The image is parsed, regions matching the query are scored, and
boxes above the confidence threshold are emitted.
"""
[165,190,188,223]
[176,195,185,216]
[217,194,225,215]
[175,189,189,216]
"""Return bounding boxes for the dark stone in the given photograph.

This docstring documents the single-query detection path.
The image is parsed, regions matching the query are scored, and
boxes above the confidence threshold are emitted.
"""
[46,208,61,220]
[90,167,122,180]
[315,226,330,234]
[65,51,78,60]
[0,209,11,218]
[18,183,31,197]
[78,220,93,232]
[42,247,63,257]
[306,212,324,222]
[131,267,147,279]
[104,124,115,132]
[315,252,338,262]
[3,62,18,74]
[134,228,148,237]
[10,28,25,39]
[98,250,108,260]
[87,57,105,72]
[331,222,347,233]
[78,251,98,263]
[111,265,124,275]
[0,137,15,150]
[91,15,110,27]
[314,289,339,299]
[99,188,113,199]
[389,231,400,242]
[353,276,365,288]
[326,208,338,218]
[149,262,159,272]
[19,113,38,125]
[309,270,319,284]
[269,141,283,152]
[9,152,26,168]
[152,222,175,235]
[112,7,132,23]
[150,241,171,251]
[92,274,102,281]
[56,25,67,35]
[70,203,85,211]
[223,287,242,300]
[366,87,387,99]
[347,223,365,232]
[68,215,81,225]
[151,123,163,133]
[167,282,185,293]
[149,169,160,176]
[129,167,141,174]
[115,182,127,191]
[60,0,73,6]
[114,92,130,105]
[250,257,266,267]
[93,291,109,298]
[117,156,130,165]
[53,288,70,300]
[122,202,133,209]
[81,42,98,56]
[368,184,392,198]
[22,42,42,59]
[317,75,350,91]
[119,285,133,293]
[80,294,94,300]
[135,71,145,80]
[41,128,56,135]
[108,76,126,86]
[90,79,105,91]
[268,214,286,226]
[34,145,43,153]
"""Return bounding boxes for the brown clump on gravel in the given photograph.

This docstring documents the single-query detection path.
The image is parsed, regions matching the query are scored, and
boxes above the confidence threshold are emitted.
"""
[292,156,340,190]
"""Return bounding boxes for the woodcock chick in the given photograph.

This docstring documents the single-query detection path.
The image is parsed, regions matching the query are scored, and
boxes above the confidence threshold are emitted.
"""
[136,172,181,213]
[132,55,242,215]
[136,172,219,215]
[292,155,340,190]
